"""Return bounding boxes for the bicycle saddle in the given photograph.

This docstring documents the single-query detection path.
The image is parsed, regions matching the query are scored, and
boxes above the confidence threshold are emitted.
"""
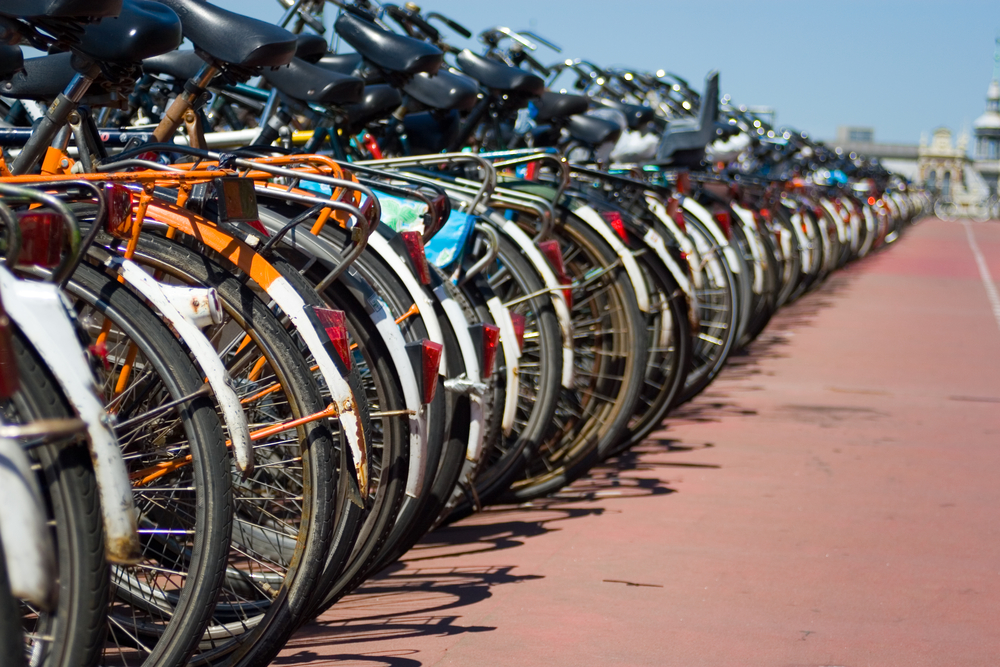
[566,114,622,146]
[0,44,22,79]
[261,57,363,106]
[334,11,442,76]
[76,0,181,64]
[342,84,402,134]
[0,0,121,18]
[2,52,77,98]
[295,33,328,63]
[599,98,655,130]
[154,0,296,69]
[403,68,478,112]
[316,52,363,76]
[533,91,589,123]
[455,50,544,97]
[142,49,204,80]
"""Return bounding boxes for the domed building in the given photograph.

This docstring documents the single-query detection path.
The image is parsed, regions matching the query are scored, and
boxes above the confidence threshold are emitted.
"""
[973,78,1000,195]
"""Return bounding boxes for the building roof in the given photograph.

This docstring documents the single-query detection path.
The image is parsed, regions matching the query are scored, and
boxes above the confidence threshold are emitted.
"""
[973,79,1000,130]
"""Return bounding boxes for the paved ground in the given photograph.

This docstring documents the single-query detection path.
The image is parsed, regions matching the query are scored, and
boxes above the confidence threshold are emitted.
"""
[277,217,1000,667]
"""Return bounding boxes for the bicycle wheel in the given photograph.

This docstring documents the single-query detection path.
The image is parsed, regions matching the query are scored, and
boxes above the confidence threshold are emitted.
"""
[96,235,339,667]
[505,208,648,500]
[5,327,108,667]
[61,262,232,667]
[0,540,22,667]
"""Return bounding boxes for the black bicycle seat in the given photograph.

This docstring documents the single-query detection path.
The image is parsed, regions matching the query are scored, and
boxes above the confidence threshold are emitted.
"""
[403,68,478,112]
[155,0,296,69]
[2,52,76,98]
[0,0,122,19]
[566,114,621,146]
[455,50,543,97]
[295,33,328,63]
[142,49,204,80]
[0,44,23,79]
[533,91,589,123]
[342,83,401,133]
[316,52,363,75]
[599,98,655,130]
[334,11,441,76]
[261,57,363,106]
[76,0,181,64]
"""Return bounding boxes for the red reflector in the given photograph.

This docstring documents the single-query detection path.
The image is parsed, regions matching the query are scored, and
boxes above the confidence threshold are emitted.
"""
[867,196,876,206]
[524,162,538,180]
[537,240,573,309]
[676,171,690,195]
[408,340,442,404]
[400,231,431,285]
[104,183,134,240]
[509,312,526,351]
[471,323,501,378]
[0,293,19,399]
[759,208,771,220]
[245,219,271,238]
[312,307,351,370]
[713,210,731,239]
[601,210,629,243]
[17,212,65,268]
[667,197,686,232]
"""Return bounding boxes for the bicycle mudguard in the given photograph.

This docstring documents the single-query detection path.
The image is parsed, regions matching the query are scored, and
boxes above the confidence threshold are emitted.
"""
[366,232,448,374]
[256,212,430,499]
[568,203,652,314]
[142,201,369,502]
[488,214,576,389]
[730,203,767,295]
[484,295,520,436]
[681,196,743,276]
[0,436,57,609]
[0,266,141,564]
[636,217,702,337]
[432,281,485,471]
[819,198,849,245]
[115,259,254,475]
[643,193,706,291]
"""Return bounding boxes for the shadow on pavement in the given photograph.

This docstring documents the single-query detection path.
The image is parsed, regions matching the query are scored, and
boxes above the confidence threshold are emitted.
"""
[281,253,874,665]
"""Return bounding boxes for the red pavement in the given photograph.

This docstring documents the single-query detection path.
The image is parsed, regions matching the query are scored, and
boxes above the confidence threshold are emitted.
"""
[277,217,1000,667]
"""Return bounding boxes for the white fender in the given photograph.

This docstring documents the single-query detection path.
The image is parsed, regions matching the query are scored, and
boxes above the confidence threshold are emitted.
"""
[486,296,520,435]
[366,233,447,375]
[116,260,254,475]
[571,204,651,313]
[493,216,576,389]
[432,284,485,472]
[0,436,57,609]
[731,204,767,295]
[266,276,369,500]
[681,196,742,275]
[0,266,140,563]
[644,194,705,290]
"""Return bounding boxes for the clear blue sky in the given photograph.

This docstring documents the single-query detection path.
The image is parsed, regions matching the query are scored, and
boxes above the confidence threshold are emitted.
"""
[221,0,999,146]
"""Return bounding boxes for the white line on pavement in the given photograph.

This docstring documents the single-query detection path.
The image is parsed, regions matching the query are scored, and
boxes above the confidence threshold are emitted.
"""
[963,220,1000,333]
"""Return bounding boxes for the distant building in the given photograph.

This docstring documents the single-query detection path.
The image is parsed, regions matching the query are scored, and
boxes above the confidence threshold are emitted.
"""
[918,127,970,199]
[972,78,1000,196]
[830,126,920,181]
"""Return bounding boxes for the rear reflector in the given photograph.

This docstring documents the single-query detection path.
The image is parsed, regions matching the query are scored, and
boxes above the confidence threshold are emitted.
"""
[713,210,731,239]
[667,197,686,232]
[400,231,431,285]
[245,219,271,238]
[0,293,19,399]
[406,340,443,404]
[537,239,573,309]
[470,322,501,378]
[509,312,526,351]
[311,307,351,370]
[17,212,65,268]
[601,210,629,243]
[105,183,134,240]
